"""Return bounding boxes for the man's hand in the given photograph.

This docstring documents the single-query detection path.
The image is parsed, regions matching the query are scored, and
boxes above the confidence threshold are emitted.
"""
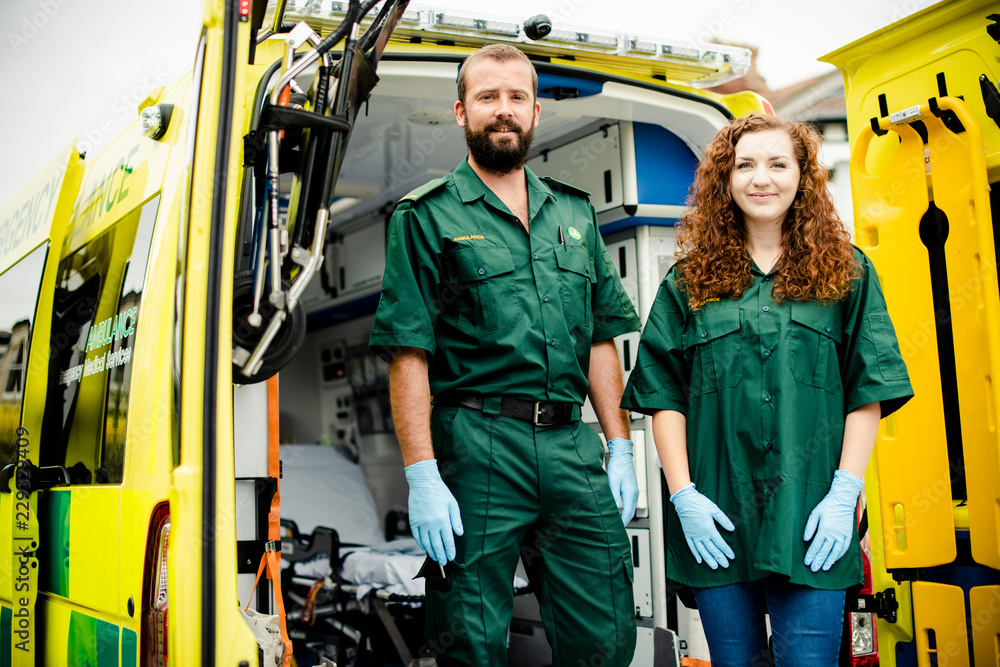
[670,483,735,569]
[607,437,639,525]
[404,459,464,565]
[803,469,863,572]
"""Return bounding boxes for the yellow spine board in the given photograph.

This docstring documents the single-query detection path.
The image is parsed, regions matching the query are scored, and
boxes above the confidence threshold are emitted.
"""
[923,97,1000,571]
[850,121,956,568]
[968,585,1000,665]
[911,581,970,666]
[863,459,915,659]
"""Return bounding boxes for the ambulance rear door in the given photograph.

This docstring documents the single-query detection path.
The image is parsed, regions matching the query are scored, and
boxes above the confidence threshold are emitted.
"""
[0,144,83,665]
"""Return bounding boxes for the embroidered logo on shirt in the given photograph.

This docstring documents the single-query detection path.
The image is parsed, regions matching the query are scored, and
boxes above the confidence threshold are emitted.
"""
[567,227,582,240]
[453,234,485,241]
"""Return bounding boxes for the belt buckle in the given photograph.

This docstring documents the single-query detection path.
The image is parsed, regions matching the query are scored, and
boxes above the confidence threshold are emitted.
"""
[533,402,551,426]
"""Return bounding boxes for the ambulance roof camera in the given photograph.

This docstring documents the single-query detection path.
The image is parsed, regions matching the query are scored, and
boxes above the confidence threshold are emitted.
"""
[524,14,552,41]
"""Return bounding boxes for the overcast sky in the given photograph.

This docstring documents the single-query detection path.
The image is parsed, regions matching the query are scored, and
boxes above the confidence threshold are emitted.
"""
[0,0,933,207]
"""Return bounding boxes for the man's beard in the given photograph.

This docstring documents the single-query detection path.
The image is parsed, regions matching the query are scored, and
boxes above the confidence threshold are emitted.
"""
[464,117,535,175]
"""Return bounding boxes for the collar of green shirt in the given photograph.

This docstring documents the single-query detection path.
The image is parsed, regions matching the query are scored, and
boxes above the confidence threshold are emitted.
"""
[451,157,556,223]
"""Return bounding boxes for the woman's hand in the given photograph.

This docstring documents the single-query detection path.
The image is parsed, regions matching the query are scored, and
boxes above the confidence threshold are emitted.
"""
[803,469,864,572]
[670,483,736,569]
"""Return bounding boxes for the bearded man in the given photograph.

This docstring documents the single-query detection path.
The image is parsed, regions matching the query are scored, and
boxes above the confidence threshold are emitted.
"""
[369,43,640,667]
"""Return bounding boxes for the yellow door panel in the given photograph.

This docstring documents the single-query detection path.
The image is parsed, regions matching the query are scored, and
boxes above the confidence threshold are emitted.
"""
[65,489,120,614]
[912,581,971,667]
[851,121,957,569]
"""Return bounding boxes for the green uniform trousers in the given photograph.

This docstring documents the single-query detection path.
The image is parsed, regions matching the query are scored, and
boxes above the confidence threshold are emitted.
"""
[425,405,637,667]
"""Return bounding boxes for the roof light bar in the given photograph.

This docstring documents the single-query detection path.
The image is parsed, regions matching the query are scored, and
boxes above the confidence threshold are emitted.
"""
[628,39,658,55]
[268,2,753,86]
[547,28,618,50]
[436,12,520,36]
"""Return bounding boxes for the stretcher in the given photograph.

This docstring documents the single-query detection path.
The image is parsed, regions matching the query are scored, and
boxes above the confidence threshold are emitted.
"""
[278,444,429,665]
[278,443,530,665]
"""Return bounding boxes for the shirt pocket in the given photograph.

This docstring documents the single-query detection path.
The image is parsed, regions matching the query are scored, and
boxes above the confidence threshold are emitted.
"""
[685,306,744,396]
[555,244,595,328]
[789,300,842,393]
[866,312,907,382]
[447,245,521,333]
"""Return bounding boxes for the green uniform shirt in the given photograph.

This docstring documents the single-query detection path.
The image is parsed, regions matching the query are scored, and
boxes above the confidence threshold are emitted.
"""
[621,249,913,589]
[370,158,640,404]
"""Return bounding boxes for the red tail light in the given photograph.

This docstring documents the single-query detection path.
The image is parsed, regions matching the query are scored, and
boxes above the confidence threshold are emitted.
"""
[851,502,879,665]
[142,502,171,667]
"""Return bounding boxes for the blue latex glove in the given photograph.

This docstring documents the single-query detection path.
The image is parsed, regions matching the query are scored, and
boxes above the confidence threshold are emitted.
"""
[803,469,864,572]
[404,459,464,566]
[607,438,640,525]
[670,483,735,569]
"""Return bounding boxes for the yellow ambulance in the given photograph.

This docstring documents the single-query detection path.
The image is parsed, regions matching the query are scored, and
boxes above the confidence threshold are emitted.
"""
[823,0,1000,664]
[0,0,779,664]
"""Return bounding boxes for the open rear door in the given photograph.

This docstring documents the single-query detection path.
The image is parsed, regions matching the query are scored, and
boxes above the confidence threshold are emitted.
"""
[170,0,259,662]
[823,0,1000,663]
[0,144,83,666]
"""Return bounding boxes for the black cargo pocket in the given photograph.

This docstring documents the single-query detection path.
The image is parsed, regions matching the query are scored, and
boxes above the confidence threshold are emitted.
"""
[685,306,743,396]
[789,301,842,392]
[555,244,594,327]
[447,245,520,333]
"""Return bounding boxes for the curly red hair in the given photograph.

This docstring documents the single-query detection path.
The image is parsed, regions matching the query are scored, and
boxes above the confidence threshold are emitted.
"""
[676,114,858,308]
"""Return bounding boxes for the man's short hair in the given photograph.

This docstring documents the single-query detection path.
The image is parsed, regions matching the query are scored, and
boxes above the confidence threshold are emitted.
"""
[457,43,538,105]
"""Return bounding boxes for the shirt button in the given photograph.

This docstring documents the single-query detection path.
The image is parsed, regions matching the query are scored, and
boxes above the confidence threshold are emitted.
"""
[548,339,556,347]
[764,489,773,499]
[765,442,773,450]
[763,276,772,282]
[764,395,772,402]
[478,268,485,275]
[825,325,832,332]
[762,306,770,312]
[764,349,772,357]
[701,331,708,338]
[532,253,539,260]
[543,296,550,302]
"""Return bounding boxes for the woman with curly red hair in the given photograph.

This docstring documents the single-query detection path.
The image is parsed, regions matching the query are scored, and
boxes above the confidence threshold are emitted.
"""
[621,114,913,665]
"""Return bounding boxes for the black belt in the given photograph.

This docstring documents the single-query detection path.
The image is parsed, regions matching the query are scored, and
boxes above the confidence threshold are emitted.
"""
[434,394,577,426]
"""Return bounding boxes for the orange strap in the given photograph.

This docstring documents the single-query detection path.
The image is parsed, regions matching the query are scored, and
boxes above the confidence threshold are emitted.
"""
[267,375,281,541]
[244,545,293,665]
[243,376,292,665]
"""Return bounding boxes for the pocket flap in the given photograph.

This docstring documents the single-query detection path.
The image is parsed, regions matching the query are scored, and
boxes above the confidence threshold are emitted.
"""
[555,244,595,282]
[621,553,635,583]
[790,301,842,343]
[449,246,515,282]
[686,306,741,346]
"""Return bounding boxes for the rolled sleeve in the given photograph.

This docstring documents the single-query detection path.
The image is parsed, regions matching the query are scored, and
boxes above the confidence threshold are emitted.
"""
[590,207,641,342]
[621,270,691,415]
[369,203,439,362]
[841,251,914,417]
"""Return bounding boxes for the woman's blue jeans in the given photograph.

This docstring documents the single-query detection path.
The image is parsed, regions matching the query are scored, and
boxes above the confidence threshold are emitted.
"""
[692,577,846,666]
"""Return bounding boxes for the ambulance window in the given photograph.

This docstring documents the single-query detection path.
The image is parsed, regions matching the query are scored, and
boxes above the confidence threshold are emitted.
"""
[42,197,158,484]
[0,245,47,465]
